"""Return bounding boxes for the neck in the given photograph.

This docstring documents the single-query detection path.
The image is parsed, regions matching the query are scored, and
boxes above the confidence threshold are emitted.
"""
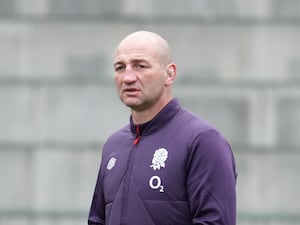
[131,97,172,124]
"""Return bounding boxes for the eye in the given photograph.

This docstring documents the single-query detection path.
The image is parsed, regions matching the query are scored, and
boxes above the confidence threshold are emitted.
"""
[137,63,147,69]
[115,64,125,72]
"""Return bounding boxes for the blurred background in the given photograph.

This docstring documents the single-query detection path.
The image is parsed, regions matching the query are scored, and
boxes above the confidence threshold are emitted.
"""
[1,0,300,225]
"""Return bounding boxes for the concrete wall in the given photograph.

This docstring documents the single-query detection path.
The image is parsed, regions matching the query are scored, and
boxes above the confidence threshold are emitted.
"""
[1,0,300,224]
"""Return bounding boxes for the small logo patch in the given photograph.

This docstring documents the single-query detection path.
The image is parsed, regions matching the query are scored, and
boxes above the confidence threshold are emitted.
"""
[150,148,168,170]
[107,157,116,170]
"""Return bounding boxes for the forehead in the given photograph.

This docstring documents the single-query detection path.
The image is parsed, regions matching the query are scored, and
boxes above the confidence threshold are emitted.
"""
[114,46,158,64]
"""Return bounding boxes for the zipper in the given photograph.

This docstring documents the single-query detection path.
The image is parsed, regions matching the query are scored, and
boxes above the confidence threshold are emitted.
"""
[120,125,140,225]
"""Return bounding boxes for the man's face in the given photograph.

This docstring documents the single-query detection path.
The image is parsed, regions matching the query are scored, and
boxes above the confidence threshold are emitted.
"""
[114,44,167,112]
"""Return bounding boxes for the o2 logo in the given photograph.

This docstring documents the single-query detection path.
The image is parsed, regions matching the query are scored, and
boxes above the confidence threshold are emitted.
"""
[149,176,164,193]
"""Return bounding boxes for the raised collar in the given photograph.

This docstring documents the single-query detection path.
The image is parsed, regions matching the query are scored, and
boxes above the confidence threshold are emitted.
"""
[130,99,181,136]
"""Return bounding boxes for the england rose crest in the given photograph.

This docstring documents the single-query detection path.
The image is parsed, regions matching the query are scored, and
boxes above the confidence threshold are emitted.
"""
[150,148,168,170]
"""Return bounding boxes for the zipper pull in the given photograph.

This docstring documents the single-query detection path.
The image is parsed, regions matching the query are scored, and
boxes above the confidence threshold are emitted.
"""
[133,124,140,145]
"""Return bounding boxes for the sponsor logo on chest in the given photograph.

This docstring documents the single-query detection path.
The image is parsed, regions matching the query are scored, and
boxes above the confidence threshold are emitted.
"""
[149,148,168,193]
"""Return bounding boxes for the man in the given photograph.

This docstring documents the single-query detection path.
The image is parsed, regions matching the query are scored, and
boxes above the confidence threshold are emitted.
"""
[88,31,237,225]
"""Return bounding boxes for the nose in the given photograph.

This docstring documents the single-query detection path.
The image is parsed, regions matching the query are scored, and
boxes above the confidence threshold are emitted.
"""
[122,67,137,83]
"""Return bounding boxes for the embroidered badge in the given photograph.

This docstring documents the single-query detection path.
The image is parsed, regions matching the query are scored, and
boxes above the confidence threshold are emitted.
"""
[106,157,116,170]
[150,148,168,170]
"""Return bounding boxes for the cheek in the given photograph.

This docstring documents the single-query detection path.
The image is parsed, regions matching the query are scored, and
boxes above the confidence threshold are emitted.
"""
[114,76,121,86]
[154,74,167,86]
[114,77,122,94]
[144,76,165,93]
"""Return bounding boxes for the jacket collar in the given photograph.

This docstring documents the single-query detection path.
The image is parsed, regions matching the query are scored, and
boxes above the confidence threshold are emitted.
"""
[130,99,181,136]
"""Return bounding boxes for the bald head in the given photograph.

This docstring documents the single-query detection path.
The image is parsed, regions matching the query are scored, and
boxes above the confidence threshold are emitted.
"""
[115,31,172,66]
[113,31,177,121]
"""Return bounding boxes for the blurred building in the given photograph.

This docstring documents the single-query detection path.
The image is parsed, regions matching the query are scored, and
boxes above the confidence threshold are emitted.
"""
[1,0,300,225]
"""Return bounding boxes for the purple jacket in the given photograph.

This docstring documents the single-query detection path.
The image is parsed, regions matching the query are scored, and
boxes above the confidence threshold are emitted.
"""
[88,99,237,225]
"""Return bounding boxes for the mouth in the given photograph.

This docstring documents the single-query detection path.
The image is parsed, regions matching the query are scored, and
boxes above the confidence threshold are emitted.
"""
[124,87,140,92]
[123,88,141,96]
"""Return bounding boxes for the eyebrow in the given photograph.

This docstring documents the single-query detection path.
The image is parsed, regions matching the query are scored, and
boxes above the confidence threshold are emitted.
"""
[113,61,122,67]
[114,58,149,67]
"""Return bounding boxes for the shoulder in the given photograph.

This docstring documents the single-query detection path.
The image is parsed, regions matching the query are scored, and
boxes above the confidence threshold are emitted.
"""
[102,124,131,151]
[175,108,218,136]
[107,124,131,141]
[174,108,231,152]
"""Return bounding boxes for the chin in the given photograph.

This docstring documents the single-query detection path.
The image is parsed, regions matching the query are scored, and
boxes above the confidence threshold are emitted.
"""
[122,99,140,108]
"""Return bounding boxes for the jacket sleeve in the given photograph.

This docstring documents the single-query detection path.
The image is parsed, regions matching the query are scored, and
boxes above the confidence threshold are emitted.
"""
[88,163,106,225]
[185,129,237,225]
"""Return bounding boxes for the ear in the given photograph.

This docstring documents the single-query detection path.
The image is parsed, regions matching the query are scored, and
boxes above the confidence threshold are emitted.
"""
[165,63,176,86]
